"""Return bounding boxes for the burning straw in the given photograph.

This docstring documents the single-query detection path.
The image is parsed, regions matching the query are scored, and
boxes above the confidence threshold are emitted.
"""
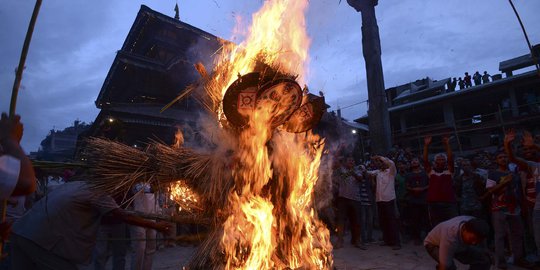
[83,137,234,220]
[84,0,334,268]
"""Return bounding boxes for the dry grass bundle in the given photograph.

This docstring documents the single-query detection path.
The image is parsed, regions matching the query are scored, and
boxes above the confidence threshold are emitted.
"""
[84,137,234,218]
[84,137,150,197]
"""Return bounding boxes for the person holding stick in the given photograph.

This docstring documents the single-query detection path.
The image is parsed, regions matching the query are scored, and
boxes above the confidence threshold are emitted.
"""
[0,113,36,199]
[1,0,43,261]
[0,113,36,255]
[10,178,170,270]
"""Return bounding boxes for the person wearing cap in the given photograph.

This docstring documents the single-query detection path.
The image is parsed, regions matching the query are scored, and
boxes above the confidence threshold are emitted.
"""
[424,216,491,270]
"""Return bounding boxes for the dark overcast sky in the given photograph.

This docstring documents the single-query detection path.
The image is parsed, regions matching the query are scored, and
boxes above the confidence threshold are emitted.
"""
[1,0,539,152]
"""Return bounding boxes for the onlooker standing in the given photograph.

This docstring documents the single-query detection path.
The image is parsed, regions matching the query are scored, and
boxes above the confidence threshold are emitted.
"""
[458,77,465,90]
[504,130,540,264]
[333,156,364,249]
[471,155,489,180]
[448,78,457,92]
[464,72,472,88]
[130,182,159,270]
[473,71,482,86]
[482,71,491,84]
[357,165,375,247]
[395,161,408,240]
[454,159,486,218]
[405,158,429,245]
[488,150,532,269]
[423,135,458,228]
[368,155,401,250]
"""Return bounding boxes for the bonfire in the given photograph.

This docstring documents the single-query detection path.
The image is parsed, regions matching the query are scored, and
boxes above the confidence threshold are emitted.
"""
[85,0,333,269]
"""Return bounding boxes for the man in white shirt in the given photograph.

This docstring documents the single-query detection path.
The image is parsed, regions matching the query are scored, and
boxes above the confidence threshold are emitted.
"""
[368,155,401,249]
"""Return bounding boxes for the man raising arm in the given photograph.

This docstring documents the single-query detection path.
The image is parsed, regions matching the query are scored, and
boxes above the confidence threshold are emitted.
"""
[424,135,458,228]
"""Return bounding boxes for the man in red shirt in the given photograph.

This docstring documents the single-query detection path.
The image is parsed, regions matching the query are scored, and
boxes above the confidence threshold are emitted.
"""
[423,135,458,229]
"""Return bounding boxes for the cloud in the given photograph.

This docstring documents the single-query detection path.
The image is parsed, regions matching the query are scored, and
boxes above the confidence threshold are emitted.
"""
[0,0,127,151]
[305,0,540,121]
[1,0,539,152]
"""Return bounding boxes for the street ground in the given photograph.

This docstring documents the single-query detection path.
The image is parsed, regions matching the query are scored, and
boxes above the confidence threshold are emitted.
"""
[86,231,537,270]
[148,239,449,270]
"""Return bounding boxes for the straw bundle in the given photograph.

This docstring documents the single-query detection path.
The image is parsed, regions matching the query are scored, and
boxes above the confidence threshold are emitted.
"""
[83,137,234,219]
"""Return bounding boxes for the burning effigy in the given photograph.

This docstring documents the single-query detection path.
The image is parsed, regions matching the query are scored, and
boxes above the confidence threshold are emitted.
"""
[85,0,333,269]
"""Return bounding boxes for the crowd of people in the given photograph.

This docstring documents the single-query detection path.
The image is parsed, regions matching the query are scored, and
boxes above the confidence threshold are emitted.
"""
[327,130,540,269]
[2,111,540,270]
[447,71,493,91]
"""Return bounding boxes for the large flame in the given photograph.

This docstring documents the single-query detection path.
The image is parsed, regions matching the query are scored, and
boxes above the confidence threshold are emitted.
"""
[214,0,333,269]
[209,0,311,113]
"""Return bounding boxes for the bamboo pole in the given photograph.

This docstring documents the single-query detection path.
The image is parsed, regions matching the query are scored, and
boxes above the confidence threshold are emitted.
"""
[3,0,42,256]
[508,0,540,77]
[452,120,463,155]
[124,210,212,226]
[9,0,42,116]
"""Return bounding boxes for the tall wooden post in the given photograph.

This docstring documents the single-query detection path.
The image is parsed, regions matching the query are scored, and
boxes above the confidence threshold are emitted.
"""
[347,0,391,154]
[3,0,42,256]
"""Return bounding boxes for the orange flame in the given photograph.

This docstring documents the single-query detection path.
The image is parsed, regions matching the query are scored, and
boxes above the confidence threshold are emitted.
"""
[208,0,311,120]
[173,128,185,149]
[169,180,201,213]
[271,132,333,269]
[210,0,332,269]
[222,106,275,270]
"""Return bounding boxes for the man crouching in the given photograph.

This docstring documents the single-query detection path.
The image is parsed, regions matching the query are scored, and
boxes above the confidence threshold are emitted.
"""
[424,216,491,270]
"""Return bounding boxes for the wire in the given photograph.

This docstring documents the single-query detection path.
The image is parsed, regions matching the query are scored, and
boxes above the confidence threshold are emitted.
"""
[338,99,368,110]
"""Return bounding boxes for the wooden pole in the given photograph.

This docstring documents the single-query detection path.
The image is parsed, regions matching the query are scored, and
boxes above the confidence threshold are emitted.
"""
[3,0,42,256]
[452,120,463,155]
[10,0,42,116]
[125,210,212,225]
[347,0,392,154]
[508,0,540,77]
